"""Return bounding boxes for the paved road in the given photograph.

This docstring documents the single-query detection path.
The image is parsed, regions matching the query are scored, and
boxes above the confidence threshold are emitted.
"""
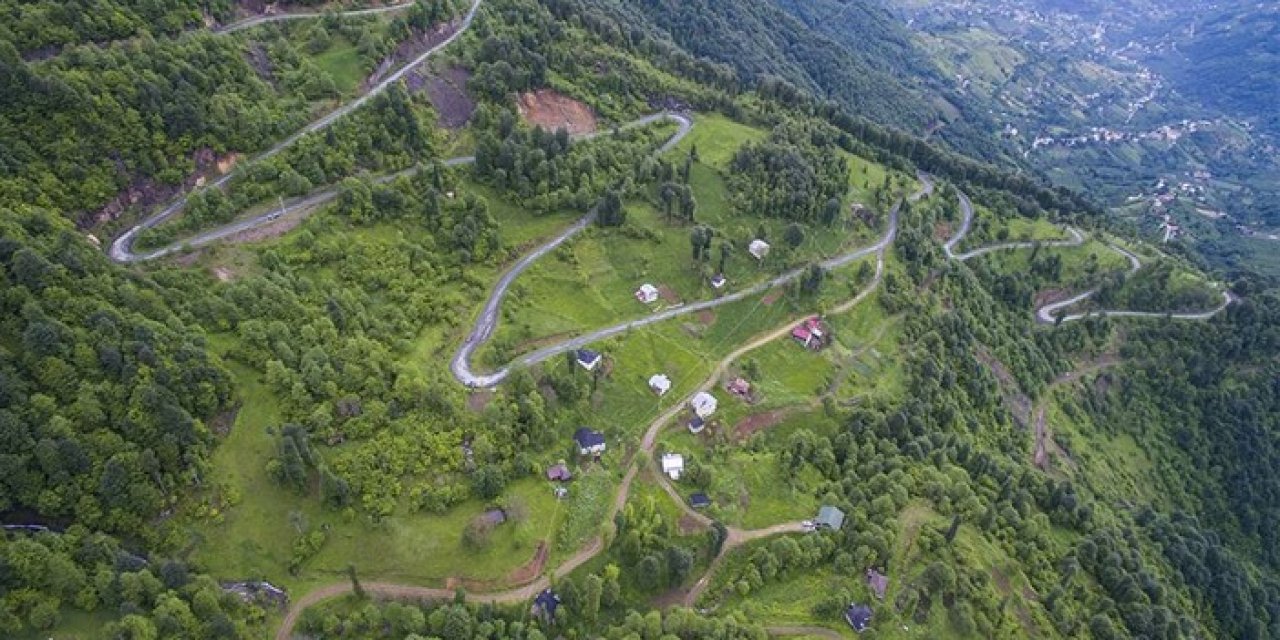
[447,113,693,387]
[218,2,416,34]
[108,0,485,263]
[944,190,1084,261]
[450,167,912,388]
[941,186,1234,324]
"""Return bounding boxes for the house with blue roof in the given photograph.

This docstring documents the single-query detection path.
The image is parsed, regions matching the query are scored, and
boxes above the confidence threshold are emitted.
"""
[573,427,606,456]
[531,588,560,622]
[575,349,602,371]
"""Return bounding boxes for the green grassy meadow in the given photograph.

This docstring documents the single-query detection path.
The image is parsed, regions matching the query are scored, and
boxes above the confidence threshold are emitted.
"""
[187,361,581,595]
[312,36,365,95]
[481,113,908,366]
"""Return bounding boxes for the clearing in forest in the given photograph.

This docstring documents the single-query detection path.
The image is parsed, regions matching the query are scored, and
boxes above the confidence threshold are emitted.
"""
[518,89,597,135]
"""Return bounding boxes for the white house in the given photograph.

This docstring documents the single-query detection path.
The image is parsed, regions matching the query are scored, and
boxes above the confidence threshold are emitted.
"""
[661,453,685,480]
[690,391,718,418]
[649,374,672,396]
[748,239,770,260]
[635,283,660,304]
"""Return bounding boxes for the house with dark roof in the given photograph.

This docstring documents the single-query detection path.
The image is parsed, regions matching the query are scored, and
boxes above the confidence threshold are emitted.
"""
[866,568,888,600]
[816,505,846,531]
[479,508,507,526]
[546,463,572,482]
[531,588,560,622]
[575,349,602,371]
[689,492,711,509]
[688,415,705,434]
[710,274,727,289]
[573,427,606,456]
[845,603,873,633]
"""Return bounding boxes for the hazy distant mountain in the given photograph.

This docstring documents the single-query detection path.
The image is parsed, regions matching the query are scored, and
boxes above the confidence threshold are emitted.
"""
[1152,4,1280,135]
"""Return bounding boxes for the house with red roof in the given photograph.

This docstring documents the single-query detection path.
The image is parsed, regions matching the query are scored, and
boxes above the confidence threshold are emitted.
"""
[792,316,827,350]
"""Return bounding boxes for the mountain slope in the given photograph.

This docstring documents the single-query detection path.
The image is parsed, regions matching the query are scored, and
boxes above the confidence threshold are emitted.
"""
[571,0,940,133]
[1152,4,1280,135]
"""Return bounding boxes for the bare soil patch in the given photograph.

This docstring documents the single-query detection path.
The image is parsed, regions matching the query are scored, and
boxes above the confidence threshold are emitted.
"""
[512,331,574,355]
[466,390,494,413]
[409,66,475,129]
[696,310,716,325]
[761,290,782,306]
[504,541,548,586]
[216,152,242,175]
[677,513,703,535]
[657,284,681,304]
[991,567,1037,636]
[363,19,463,91]
[85,147,239,229]
[934,221,954,243]
[975,347,1031,427]
[213,266,237,282]
[649,586,691,610]
[167,250,205,268]
[517,89,597,135]
[246,43,275,84]
[733,408,791,441]
[209,405,241,437]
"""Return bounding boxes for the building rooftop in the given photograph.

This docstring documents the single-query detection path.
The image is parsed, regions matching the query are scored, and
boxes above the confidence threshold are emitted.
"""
[817,505,846,530]
[845,603,872,632]
[573,427,605,448]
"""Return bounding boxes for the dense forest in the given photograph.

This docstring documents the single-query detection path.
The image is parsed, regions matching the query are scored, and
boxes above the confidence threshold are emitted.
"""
[0,0,458,225]
[0,212,268,636]
[0,212,233,538]
[0,0,215,54]
[729,121,848,223]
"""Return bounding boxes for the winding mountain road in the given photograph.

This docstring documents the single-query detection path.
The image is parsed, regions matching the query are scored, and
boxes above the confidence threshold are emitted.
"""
[944,190,1085,261]
[943,187,1234,324]
[108,0,485,263]
[450,168,909,388]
